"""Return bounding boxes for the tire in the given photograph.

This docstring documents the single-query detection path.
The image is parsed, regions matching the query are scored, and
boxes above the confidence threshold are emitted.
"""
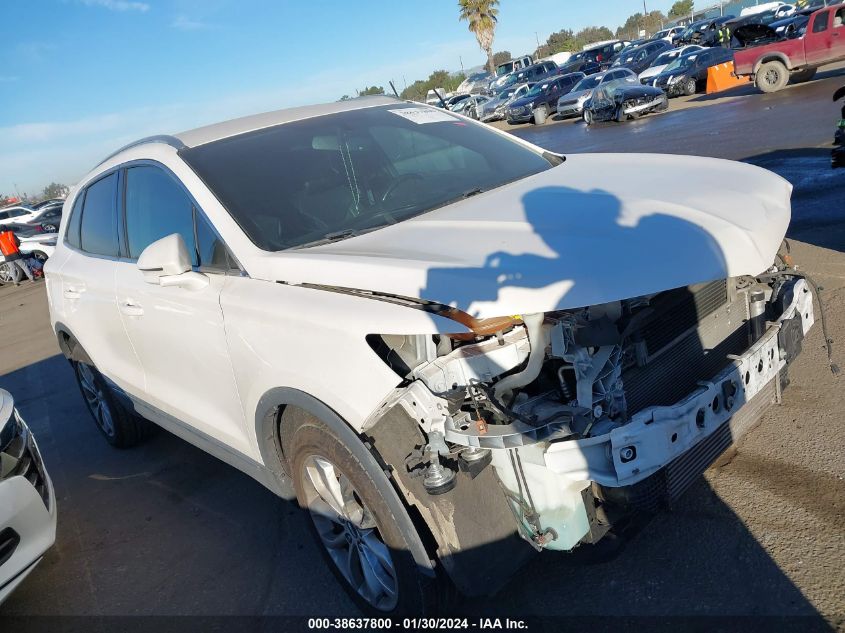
[756,60,789,93]
[532,105,547,125]
[31,251,48,263]
[42,223,58,233]
[283,408,444,615]
[790,68,817,84]
[583,108,594,126]
[684,77,697,96]
[0,262,22,285]
[72,361,155,448]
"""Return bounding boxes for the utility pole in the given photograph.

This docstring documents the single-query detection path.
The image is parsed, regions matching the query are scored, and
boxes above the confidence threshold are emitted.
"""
[535,31,540,50]
[459,55,464,73]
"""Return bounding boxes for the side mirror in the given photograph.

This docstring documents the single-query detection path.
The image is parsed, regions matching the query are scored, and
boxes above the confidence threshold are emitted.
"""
[137,233,208,290]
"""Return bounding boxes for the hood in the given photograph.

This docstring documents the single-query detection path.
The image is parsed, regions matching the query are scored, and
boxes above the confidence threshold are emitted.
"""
[733,23,781,46]
[509,94,542,109]
[560,88,592,102]
[246,153,792,319]
[612,85,664,99]
[639,64,668,80]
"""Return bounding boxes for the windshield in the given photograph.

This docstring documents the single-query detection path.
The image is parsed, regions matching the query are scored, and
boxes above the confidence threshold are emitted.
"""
[180,105,555,251]
[653,50,680,65]
[525,82,548,97]
[496,62,513,76]
[664,54,696,73]
[573,75,601,91]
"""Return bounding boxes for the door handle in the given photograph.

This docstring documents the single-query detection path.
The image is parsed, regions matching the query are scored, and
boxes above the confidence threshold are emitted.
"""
[119,301,144,317]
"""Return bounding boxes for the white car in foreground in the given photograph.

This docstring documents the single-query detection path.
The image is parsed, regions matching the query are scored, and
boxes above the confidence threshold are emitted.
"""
[45,96,815,615]
[0,389,56,605]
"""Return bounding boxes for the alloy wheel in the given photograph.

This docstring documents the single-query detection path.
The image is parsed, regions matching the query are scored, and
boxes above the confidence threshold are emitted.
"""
[0,263,16,283]
[301,454,398,611]
[77,364,116,438]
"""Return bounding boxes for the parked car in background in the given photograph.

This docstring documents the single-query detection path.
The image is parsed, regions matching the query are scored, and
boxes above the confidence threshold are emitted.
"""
[556,67,638,118]
[0,206,38,228]
[456,71,494,95]
[12,204,63,233]
[443,94,472,110]
[612,40,674,75]
[741,1,795,17]
[30,198,65,211]
[486,60,558,94]
[538,51,573,67]
[734,3,845,92]
[583,80,669,124]
[557,40,631,76]
[0,389,56,604]
[676,17,735,46]
[506,73,583,124]
[652,26,684,42]
[639,45,706,84]
[478,82,536,122]
[652,46,735,96]
[450,94,492,119]
[770,13,810,36]
[730,22,785,47]
[495,55,533,76]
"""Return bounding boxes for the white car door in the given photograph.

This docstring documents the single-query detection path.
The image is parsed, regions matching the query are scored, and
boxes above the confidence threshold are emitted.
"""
[113,164,251,456]
[58,173,146,395]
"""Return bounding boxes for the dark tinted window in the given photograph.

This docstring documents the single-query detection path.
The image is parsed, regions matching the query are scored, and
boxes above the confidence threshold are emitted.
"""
[195,212,233,270]
[181,105,553,251]
[80,173,118,256]
[66,193,84,248]
[125,166,196,263]
[813,11,829,32]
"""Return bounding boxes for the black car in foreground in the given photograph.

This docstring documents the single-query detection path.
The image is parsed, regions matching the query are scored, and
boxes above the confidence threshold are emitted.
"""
[583,80,668,124]
[652,46,734,96]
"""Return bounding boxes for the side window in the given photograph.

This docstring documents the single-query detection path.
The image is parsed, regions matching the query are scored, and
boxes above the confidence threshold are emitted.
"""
[124,165,196,264]
[80,173,119,257]
[10,209,27,218]
[66,192,84,248]
[835,8,844,27]
[0,211,8,220]
[813,11,829,32]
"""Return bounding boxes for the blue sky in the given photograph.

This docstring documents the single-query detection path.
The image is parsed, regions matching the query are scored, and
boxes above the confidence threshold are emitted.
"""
[0,0,675,195]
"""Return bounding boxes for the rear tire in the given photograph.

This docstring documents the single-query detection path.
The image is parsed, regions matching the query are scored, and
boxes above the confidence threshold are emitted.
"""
[72,361,155,448]
[283,408,445,615]
[756,60,789,93]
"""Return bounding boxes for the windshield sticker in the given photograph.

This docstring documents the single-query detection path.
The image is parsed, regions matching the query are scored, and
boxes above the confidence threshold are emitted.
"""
[390,108,458,124]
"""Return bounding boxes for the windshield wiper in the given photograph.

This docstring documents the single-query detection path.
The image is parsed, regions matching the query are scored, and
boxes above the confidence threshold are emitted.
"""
[461,188,485,198]
[293,229,364,249]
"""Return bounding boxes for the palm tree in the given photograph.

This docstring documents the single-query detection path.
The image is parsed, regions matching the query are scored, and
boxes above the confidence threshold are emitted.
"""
[458,0,500,74]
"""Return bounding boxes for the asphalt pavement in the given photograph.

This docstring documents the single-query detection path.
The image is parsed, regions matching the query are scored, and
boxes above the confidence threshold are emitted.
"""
[1,68,844,628]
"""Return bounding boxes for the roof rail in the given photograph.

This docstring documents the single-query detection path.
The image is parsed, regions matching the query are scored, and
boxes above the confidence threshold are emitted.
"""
[96,134,186,167]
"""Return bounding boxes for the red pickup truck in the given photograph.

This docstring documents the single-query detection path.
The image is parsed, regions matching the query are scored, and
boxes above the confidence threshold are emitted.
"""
[734,2,845,92]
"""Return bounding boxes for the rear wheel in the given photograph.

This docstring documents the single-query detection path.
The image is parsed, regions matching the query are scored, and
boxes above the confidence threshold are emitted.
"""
[73,361,155,448]
[756,60,789,93]
[42,223,58,233]
[284,409,444,615]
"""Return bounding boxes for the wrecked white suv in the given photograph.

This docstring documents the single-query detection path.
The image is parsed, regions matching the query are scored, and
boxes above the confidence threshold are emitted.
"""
[45,96,816,614]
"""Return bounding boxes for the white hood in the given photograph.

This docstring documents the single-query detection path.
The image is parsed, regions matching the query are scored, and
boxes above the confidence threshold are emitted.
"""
[639,64,668,82]
[246,153,792,319]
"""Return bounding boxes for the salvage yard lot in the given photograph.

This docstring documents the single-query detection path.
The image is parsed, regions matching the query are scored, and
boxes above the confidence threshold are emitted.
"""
[1,65,844,626]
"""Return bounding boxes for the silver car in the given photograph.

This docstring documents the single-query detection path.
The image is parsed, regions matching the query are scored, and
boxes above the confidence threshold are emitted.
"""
[556,68,638,118]
[479,83,534,122]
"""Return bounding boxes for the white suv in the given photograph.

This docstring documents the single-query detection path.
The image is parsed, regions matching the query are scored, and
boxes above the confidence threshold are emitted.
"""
[45,96,815,614]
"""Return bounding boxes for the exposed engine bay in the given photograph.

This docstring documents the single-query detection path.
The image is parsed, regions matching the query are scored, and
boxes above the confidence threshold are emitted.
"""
[365,266,817,555]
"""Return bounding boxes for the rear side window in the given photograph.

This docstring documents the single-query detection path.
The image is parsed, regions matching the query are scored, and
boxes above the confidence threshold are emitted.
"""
[813,11,829,32]
[80,173,119,257]
[125,165,197,263]
[65,193,84,248]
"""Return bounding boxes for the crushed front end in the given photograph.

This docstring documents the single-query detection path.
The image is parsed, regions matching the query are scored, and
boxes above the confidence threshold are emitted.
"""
[364,266,815,560]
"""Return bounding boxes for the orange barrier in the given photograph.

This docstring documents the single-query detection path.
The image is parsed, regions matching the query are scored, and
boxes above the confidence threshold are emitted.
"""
[706,62,751,94]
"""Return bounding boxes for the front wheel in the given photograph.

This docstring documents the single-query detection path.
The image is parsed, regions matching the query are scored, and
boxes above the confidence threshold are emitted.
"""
[583,108,594,126]
[284,409,444,615]
[756,60,789,93]
[683,77,697,96]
